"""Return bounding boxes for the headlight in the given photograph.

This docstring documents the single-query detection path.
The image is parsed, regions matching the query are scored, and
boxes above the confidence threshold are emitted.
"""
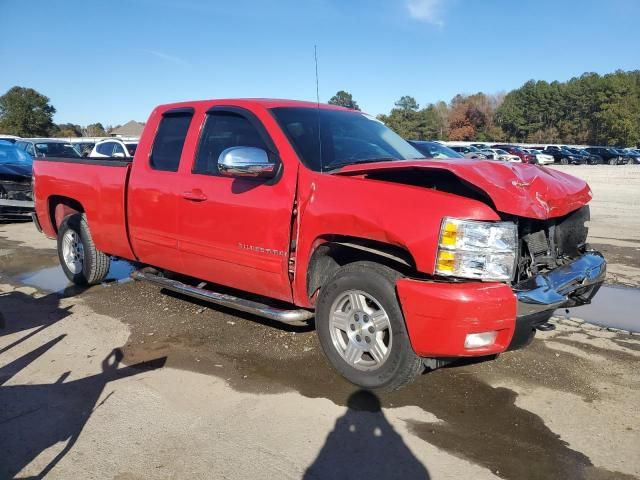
[435,218,517,282]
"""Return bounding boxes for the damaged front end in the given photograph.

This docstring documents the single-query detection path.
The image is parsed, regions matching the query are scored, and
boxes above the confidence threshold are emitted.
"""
[508,205,606,348]
[0,173,34,218]
[0,145,34,219]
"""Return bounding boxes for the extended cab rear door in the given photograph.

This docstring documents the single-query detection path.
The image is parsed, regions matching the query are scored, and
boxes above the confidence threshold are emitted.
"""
[127,107,195,273]
[176,105,297,302]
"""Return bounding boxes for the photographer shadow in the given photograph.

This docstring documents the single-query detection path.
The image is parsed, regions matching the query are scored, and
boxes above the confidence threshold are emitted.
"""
[304,390,430,480]
[0,290,166,479]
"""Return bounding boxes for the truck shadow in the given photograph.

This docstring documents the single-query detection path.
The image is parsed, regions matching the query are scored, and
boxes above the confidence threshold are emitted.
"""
[303,390,430,480]
[0,291,166,479]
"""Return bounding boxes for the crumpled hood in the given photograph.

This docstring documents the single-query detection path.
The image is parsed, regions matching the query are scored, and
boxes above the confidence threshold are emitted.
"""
[333,159,592,220]
[0,162,33,179]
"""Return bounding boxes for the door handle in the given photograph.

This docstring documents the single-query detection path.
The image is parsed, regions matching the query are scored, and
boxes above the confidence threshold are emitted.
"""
[182,189,208,202]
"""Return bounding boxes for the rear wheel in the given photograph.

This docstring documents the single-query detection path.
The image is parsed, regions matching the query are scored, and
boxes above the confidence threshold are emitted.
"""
[608,157,618,166]
[57,214,110,285]
[560,157,569,165]
[315,261,423,391]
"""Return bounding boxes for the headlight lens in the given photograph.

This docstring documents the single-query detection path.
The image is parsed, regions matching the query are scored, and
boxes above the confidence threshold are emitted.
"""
[436,218,517,282]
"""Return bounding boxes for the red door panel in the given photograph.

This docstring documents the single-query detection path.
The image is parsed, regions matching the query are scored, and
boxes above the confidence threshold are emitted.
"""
[127,108,194,273]
[177,176,296,301]
[176,107,297,302]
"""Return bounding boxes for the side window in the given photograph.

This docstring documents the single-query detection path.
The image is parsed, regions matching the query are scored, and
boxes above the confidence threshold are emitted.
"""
[112,143,125,156]
[194,111,268,175]
[97,143,113,156]
[150,112,193,172]
[26,144,35,156]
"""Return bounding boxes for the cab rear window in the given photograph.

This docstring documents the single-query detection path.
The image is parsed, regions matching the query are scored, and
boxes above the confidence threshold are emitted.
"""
[150,112,193,171]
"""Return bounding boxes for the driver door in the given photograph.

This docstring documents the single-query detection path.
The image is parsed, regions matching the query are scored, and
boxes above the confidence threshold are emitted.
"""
[177,107,297,302]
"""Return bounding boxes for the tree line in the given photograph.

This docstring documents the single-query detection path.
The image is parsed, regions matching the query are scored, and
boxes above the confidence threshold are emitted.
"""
[2,70,639,146]
[0,86,120,138]
[329,70,640,147]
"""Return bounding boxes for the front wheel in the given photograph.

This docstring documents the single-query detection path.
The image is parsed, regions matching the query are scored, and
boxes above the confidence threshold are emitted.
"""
[57,214,110,285]
[560,157,569,165]
[315,261,423,391]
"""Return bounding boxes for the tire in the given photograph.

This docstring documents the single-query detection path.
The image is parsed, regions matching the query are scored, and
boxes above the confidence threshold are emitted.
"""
[608,158,617,166]
[560,157,569,165]
[57,213,110,285]
[315,261,423,391]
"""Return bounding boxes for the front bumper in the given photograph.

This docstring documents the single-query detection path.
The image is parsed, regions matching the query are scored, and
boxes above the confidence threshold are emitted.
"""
[397,252,606,357]
[0,198,34,217]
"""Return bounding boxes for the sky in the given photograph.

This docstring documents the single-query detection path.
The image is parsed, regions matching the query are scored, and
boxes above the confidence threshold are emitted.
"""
[1,0,638,126]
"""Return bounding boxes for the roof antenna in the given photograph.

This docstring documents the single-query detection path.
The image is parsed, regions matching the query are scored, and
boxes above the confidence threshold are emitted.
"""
[314,45,323,171]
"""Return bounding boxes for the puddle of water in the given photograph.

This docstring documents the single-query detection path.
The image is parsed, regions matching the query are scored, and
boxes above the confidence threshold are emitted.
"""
[16,265,70,292]
[15,259,135,293]
[560,285,640,333]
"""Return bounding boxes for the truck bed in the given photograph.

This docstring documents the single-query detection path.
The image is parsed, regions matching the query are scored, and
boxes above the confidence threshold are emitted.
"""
[33,157,136,260]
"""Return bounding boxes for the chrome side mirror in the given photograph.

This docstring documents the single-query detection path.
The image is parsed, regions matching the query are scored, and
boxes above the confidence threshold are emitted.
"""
[218,146,276,178]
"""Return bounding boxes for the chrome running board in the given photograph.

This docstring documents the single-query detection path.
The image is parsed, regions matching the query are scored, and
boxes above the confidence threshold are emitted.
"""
[130,269,314,325]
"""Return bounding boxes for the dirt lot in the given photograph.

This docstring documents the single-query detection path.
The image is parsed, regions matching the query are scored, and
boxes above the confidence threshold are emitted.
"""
[551,165,640,287]
[1,165,640,479]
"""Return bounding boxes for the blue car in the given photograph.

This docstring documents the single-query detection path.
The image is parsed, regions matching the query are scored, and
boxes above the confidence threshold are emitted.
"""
[0,142,34,218]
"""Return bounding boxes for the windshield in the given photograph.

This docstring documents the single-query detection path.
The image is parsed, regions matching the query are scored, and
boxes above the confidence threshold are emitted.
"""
[0,144,33,164]
[34,142,81,158]
[270,107,423,171]
[410,141,464,159]
[73,143,95,156]
[125,143,138,156]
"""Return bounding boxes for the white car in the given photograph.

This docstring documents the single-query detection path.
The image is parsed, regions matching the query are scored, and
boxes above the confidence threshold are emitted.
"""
[89,139,138,159]
[524,149,555,165]
[481,148,521,163]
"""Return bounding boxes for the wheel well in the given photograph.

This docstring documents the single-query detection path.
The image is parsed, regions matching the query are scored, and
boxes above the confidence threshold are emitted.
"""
[306,237,417,301]
[48,196,84,234]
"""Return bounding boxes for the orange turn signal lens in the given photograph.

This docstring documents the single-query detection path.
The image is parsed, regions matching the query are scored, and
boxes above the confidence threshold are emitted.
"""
[436,250,455,272]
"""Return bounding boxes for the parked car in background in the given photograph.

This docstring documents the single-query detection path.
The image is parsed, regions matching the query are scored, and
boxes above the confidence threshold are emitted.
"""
[408,140,464,159]
[447,144,487,159]
[0,142,33,219]
[89,139,138,158]
[584,147,625,165]
[481,148,521,163]
[15,139,82,159]
[562,147,600,165]
[612,148,639,164]
[470,143,491,150]
[523,149,554,165]
[540,146,584,165]
[623,148,640,164]
[71,140,97,157]
[491,145,537,164]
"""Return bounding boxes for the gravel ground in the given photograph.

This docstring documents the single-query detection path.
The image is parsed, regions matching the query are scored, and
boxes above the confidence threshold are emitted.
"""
[550,165,640,287]
[1,166,639,480]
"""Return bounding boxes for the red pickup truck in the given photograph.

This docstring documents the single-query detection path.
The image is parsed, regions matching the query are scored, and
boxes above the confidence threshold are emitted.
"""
[32,99,606,390]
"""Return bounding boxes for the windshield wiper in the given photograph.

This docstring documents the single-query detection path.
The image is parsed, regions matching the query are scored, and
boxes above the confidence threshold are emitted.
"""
[323,157,399,172]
